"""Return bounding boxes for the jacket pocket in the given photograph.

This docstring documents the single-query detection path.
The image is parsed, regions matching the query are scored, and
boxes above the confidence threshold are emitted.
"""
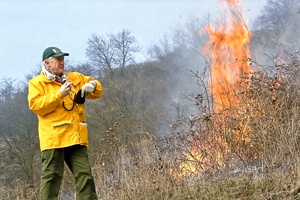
[51,120,72,128]
[79,122,88,145]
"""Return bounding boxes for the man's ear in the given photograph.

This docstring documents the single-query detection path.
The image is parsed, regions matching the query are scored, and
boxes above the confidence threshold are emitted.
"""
[44,59,49,66]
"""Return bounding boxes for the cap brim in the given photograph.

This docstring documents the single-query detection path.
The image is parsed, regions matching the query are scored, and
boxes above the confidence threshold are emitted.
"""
[52,52,69,57]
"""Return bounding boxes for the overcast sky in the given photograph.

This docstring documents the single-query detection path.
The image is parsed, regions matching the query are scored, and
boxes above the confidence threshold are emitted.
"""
[0,0,267,81]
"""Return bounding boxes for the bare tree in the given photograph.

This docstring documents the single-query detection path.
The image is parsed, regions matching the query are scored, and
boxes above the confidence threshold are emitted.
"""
[67,61,95,77]
[86,30,140,77]
[0,84,39,191]
[148,33,172,60]
[0,77,16,101]
[86,34,115,77]
[148,16,208,61]
[251,0,300,54]
[110,29,140,68]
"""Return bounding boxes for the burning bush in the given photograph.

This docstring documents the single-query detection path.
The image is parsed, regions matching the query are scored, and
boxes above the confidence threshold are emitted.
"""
[168,51,300,179]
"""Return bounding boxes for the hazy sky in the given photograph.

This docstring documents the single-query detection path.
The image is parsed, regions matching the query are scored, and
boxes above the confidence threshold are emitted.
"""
[0,0,267,81]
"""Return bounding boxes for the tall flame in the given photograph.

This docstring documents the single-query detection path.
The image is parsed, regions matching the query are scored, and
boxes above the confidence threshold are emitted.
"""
[172,0,253,178]
[204,0,252,111]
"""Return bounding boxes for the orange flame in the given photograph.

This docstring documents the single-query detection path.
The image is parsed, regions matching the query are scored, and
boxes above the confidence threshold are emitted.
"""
[173,0,253,178]
[205,0,252,111]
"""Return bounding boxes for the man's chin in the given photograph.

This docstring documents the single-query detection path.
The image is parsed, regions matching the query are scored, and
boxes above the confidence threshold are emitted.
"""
[57,69,65,75]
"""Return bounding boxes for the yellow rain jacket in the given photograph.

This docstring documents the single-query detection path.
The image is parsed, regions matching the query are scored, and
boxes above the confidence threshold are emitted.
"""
[28,71,102,151]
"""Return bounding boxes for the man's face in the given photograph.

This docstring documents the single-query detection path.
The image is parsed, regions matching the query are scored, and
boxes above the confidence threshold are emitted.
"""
[45,56,65,76]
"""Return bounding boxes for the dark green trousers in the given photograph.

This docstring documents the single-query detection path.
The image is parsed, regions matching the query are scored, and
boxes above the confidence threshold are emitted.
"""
[40,145,98,200]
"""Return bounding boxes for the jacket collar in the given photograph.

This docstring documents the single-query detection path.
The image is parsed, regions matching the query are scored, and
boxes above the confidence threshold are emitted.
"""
[40,70,80,86]
[40,72,53,83]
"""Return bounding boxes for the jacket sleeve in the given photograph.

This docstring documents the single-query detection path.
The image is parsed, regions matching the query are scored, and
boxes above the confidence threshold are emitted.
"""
[88,79,102,99]
[28,79,63,117]
[75,72,103,99]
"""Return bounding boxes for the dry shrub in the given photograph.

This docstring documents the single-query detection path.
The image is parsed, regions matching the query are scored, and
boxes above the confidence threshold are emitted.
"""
[0,179,39,200]
[161,51,300,198]
[92,133,180,200]
[246,52,300,169]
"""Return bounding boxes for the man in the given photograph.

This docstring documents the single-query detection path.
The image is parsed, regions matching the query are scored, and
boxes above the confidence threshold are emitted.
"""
[28,47,102,199]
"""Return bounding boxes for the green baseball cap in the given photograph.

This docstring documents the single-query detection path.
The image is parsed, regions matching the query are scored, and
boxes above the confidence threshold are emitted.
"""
[42,47,69,60]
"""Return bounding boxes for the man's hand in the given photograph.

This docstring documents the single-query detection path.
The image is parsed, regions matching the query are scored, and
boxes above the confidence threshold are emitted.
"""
[60,81,72,97]
[81,81,96,97]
